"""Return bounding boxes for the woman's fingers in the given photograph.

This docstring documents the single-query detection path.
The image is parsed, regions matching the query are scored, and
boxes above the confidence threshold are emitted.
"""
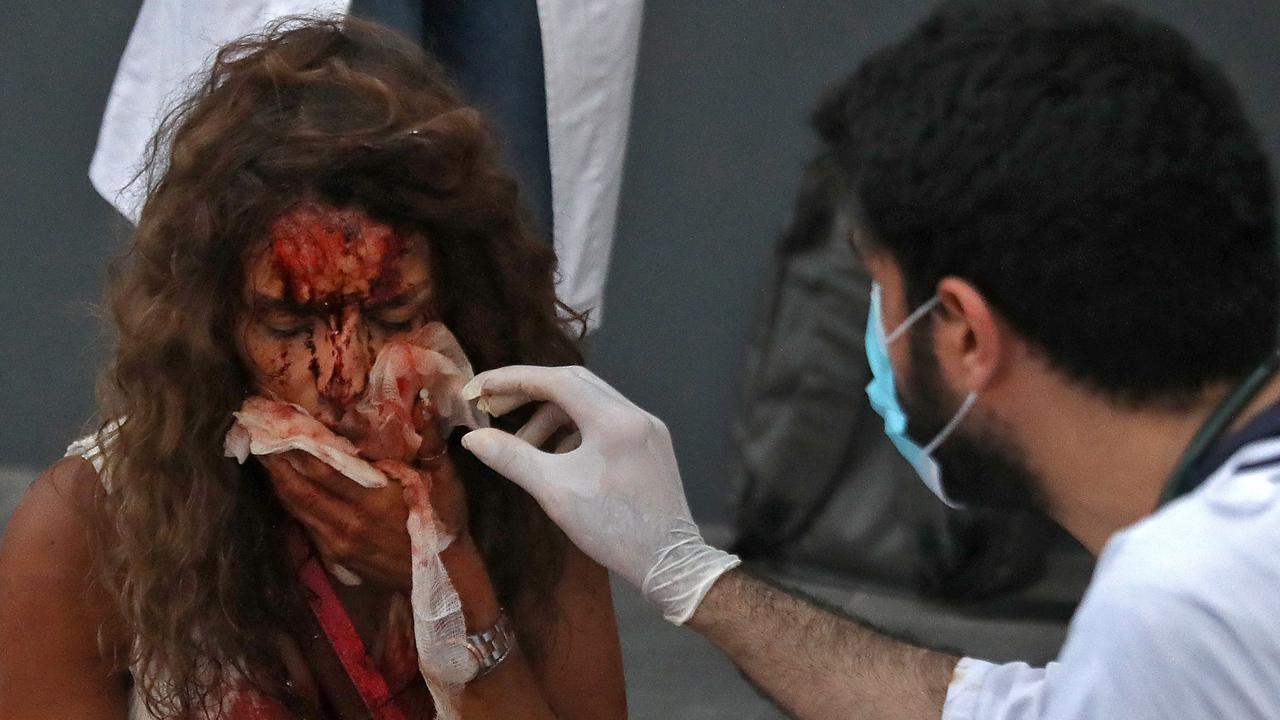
[281,450,369,502]
[264,455,362,551]
[262,453,348,527]
[263,453,414,591]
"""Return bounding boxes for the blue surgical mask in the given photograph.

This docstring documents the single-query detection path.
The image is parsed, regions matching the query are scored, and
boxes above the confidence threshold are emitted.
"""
[865,282,977,508]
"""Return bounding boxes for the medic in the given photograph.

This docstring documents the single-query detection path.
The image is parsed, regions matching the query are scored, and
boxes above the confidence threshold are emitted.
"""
[460,2,1280,718]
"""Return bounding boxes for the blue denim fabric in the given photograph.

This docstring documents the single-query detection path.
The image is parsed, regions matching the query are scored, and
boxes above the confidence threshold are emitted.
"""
[349,0,554,244]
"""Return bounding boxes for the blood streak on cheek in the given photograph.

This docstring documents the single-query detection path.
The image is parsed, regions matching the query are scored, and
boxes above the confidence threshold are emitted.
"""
[303,327,320,382]
[272,346,292,379]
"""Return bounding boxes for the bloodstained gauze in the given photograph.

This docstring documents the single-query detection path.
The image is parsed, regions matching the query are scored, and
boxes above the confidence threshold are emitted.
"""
[269,201,408,307]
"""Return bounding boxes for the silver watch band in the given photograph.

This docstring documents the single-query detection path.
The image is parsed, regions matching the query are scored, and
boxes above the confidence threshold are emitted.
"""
[464,608,515,680]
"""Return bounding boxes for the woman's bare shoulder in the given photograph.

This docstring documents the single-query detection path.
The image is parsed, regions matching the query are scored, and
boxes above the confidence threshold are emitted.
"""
[0,453,129,655]
[0,455,103,579]
[0,456,132,717]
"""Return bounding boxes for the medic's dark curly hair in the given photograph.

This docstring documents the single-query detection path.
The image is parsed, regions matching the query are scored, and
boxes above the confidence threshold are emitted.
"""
[94,16,578,716]
[818,0,1278,406]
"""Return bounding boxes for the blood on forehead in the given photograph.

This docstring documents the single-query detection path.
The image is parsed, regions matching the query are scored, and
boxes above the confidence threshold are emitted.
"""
[268,202,410,307]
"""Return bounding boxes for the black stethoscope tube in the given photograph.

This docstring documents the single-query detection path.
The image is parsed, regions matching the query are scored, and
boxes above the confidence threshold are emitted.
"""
[1160,350,1280,505]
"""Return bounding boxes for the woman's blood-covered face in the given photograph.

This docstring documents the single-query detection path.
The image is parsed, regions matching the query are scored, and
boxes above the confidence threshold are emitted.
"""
[236,201,435,427]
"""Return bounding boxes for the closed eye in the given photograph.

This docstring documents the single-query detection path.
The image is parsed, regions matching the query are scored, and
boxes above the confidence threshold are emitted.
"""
[266,321,311,338]
[370,295,432,334]
[259,310,311,338]
[375,316,418,333]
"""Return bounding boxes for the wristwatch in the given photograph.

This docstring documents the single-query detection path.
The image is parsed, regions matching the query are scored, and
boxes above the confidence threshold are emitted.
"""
[462,609,516,681]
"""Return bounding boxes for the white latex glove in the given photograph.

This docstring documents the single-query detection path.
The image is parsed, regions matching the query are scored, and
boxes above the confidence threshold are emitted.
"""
[460,365,741,624]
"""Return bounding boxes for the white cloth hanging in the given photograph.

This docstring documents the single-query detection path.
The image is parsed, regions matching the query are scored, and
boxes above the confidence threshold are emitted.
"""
[534,0,641,328]
[89,0,642,329]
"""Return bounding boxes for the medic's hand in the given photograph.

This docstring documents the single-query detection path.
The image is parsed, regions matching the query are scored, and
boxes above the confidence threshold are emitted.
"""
[460,365,741,624]
[263,451,414,591]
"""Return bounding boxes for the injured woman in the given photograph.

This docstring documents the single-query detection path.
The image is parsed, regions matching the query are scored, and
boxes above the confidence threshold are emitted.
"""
[0,17,625,720]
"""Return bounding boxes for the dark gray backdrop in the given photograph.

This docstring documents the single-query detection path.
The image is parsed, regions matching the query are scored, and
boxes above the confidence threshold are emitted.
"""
[4,1,1278,523]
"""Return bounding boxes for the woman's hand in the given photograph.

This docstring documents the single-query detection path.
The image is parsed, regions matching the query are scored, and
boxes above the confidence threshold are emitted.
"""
[264,445,475,591]
[373,451,470,544]
[263,451,414,590]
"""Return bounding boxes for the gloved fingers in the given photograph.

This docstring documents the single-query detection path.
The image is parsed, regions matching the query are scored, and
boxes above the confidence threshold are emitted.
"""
[475,392,534,417]
[463,365,619,426]
[554,430,582,454]
[516,402,574,448]
[567,365,637,407]
[461,427,554,496]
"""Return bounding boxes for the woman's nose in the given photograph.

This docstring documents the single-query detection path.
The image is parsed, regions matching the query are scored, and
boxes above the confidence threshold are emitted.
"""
[316,305,372,405]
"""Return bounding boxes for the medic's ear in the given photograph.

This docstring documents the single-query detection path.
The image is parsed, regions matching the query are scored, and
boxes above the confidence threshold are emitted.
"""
[933,277,1004,391]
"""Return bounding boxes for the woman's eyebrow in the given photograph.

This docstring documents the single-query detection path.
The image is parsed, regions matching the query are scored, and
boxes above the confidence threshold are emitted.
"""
[367,287,430,309]
[250,289,431,313]
[251,294,301,313]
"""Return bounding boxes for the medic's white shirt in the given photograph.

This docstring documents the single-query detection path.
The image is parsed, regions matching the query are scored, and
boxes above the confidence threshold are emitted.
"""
[944,436,1280,719]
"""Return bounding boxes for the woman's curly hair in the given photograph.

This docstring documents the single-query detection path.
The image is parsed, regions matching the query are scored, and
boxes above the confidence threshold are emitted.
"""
[93,16,581,716]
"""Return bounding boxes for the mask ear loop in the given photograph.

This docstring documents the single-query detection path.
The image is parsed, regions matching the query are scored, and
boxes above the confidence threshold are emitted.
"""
[880,289,977,450]
[882,292,978,454]
[886,296,942,345]
[922,390,978,456]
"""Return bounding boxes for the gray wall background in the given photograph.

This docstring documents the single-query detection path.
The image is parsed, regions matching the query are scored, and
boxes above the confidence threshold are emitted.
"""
[3,1,1279,524]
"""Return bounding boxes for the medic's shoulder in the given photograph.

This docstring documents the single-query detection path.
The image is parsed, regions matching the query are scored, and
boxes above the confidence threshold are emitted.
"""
[1048,507,1280,717]
[1033,441,1280,718]
[1058,442,1280,699]
[1101,435,1280,592]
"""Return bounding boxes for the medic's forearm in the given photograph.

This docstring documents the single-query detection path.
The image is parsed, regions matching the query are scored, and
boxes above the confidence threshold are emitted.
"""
[687,569,957,720]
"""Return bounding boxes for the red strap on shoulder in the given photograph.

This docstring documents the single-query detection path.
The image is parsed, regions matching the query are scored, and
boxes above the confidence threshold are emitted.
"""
[287,528,411,720]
